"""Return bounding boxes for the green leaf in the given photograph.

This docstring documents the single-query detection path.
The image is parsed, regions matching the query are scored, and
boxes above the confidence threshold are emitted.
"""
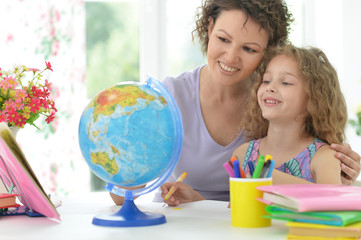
[357,128,361,136]
[349,119,357,127]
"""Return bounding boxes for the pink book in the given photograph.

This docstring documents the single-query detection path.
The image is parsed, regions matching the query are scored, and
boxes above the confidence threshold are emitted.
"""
[0,123,60,220]
[257,184,361,212]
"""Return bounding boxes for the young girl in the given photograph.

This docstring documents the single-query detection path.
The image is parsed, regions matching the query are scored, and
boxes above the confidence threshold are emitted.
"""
[232,45,347,184]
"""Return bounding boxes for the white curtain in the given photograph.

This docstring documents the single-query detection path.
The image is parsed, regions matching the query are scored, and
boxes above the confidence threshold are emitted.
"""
[0,0,90,195]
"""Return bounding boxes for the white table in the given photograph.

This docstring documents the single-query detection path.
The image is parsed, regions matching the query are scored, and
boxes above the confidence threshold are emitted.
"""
[0,192,289,240]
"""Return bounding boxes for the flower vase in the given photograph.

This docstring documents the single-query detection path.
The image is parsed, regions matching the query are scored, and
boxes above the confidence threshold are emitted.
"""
[9,127,19,138]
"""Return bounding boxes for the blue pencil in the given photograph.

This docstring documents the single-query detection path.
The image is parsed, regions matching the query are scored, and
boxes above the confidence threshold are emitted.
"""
[266,160,275,178]
[247,160,255,177]
[233,160,241,178]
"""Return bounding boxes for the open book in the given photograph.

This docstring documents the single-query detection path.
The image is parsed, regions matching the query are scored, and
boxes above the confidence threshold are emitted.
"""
[0,123,60,220]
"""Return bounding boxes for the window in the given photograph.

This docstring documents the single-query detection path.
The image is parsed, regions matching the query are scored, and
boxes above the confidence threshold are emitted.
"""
[140,0,205,82]
[86,0,140,190]
[86,1,140,98]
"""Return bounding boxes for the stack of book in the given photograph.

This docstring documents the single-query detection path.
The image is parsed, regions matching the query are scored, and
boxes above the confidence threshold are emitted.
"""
[257,184,361,240]
[0,193,20,210]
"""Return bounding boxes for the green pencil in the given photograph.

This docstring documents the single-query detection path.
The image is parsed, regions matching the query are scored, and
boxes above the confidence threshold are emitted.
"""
[252,155,265,178]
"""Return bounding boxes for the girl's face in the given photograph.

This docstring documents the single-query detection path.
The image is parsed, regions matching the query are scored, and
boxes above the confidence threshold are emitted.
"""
[257,54,308,123]
[207,10,268,86]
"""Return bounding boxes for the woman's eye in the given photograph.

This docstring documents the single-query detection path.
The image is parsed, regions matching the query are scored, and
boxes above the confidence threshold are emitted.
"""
[218,37,229,43]
[262,80,270,84]
[243,46,256,53]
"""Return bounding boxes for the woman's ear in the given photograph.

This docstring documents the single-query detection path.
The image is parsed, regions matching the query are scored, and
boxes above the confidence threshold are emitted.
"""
[208,17,214,36]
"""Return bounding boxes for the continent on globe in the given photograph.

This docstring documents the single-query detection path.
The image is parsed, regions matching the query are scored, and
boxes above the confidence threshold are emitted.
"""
[90,151,119,176]
[87,85,166,122]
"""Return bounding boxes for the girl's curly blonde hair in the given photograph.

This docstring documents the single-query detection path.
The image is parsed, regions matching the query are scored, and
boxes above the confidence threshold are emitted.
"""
[192,0,294,55]
[241,45,347,144]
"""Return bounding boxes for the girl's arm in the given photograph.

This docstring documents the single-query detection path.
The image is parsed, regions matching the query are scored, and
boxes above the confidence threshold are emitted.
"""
[271,170,313,185]
[310,145,342,185]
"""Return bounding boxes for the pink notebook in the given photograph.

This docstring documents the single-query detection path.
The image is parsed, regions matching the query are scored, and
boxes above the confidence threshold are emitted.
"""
[257,184,361,212]
[0,123,60,220]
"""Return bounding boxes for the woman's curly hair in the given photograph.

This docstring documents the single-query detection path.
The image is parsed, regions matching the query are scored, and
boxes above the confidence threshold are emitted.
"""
[192,0,294,55]
[242,45,347,144]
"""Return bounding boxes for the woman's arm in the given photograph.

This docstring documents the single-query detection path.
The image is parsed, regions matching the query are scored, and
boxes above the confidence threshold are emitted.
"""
[331,143,361,185]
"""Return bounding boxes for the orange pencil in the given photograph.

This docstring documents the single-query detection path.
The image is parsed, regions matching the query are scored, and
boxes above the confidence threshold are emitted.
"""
[239,167,246,178]
[164,172,188,201]
[230,156,238,164]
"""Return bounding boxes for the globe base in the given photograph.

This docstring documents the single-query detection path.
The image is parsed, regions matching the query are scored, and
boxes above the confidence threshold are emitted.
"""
[92,195,166,227]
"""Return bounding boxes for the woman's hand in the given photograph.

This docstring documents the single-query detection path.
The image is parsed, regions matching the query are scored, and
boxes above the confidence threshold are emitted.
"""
[160,182,205,207]
[331,143,361,185]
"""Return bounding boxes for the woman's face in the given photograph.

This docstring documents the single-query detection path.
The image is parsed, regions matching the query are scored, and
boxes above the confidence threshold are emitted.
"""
[207,10,268,86]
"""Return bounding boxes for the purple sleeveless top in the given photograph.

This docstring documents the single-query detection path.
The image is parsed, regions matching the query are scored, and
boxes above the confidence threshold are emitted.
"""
[242,138,326,182]
[152,66,246,202]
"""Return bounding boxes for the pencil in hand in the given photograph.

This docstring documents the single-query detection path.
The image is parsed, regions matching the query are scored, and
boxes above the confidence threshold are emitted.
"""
[163,172,188,201]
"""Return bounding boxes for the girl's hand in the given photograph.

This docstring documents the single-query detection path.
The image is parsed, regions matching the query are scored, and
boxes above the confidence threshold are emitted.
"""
[331,143,361,185]
[160,182,205,207]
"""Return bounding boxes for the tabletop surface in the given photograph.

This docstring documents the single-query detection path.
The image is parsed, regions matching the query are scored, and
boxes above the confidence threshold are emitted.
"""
[0,192,289,240]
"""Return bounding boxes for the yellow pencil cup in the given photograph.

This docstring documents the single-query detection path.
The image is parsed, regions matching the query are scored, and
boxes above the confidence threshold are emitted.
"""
[230,177,272,228]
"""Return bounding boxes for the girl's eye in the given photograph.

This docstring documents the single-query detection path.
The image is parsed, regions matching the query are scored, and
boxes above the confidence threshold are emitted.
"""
[243,46,256,53]
[218,37,229,43]
[282,82,292,86]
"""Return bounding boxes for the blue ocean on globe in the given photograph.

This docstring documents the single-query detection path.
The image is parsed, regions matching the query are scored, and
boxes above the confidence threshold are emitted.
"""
[78,81,178,187]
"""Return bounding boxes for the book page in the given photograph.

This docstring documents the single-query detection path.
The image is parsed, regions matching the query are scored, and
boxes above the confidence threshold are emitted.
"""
[0,179,7,193]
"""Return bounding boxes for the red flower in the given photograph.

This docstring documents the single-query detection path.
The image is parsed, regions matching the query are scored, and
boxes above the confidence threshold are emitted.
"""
[45,61,53,71]
[46,111,56,124]
[31,85,43,97]
[0,112,6,122]
[30,98,41,113]
[6,109,19,124]
[28,68,40,73]
[15,115,27,128]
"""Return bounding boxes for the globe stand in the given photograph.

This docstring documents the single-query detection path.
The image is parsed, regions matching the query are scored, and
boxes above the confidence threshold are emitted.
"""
[92,190,166,227]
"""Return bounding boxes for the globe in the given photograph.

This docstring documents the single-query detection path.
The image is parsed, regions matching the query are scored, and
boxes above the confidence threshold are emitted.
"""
[78,77,182,227]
